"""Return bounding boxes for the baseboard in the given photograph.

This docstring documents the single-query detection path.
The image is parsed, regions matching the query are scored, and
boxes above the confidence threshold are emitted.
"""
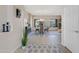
[13,45,21,53]
[64,46,72,53]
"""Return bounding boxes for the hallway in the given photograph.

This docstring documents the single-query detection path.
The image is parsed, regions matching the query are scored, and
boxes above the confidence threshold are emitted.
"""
[15,31,70,53]
[0,0,78,59]
[0,5,79,53]
[28,31,61,45]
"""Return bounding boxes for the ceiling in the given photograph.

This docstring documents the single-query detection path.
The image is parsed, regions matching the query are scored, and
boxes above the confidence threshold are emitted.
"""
[24,5,64,16]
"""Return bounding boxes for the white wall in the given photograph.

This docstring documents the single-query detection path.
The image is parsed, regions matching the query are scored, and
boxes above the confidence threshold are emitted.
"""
[0,6,8,32]
[62,6,79,52]
[0,5,29,52]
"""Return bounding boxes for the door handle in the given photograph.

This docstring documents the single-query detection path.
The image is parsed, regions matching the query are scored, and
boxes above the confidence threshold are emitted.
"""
[74,30,79,33]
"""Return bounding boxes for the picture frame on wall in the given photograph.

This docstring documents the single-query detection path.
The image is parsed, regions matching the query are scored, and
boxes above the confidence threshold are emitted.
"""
[16,8,21,18]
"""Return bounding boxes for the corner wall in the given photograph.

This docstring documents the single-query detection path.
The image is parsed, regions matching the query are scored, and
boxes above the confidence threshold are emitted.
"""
[0,5,29,52]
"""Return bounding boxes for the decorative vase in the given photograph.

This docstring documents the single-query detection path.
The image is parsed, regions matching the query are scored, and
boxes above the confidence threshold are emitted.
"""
[22,46,26,49]
[2,24,6,32]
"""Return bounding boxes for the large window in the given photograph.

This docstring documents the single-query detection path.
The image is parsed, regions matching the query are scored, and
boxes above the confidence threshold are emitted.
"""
[34,19,37,27]
[36,20,40,27]
[34,19,40,27]
[34,19,58,28]
[50,20,56,27]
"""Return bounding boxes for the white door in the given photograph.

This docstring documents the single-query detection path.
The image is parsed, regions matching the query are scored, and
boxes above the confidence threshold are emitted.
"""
[64,6,79,52]
[72,6,79,52]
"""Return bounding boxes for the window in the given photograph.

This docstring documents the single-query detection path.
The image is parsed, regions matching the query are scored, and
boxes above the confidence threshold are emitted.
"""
[34,19,40,27]
[50,20,56,27]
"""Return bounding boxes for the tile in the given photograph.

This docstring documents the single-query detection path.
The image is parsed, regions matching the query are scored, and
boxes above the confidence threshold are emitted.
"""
[33,49,38,53]
[52,49,57,53]
[46,49,51,53]
[40,49,45,53]
[28,49,33,53]
[15,31,70,53]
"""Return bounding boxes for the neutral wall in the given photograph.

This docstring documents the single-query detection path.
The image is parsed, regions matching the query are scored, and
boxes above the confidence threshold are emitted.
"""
[0,6,8,32]
[0,5,29,52]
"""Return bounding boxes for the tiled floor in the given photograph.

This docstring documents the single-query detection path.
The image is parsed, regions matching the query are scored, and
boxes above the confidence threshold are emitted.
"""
[15,31,71,53]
